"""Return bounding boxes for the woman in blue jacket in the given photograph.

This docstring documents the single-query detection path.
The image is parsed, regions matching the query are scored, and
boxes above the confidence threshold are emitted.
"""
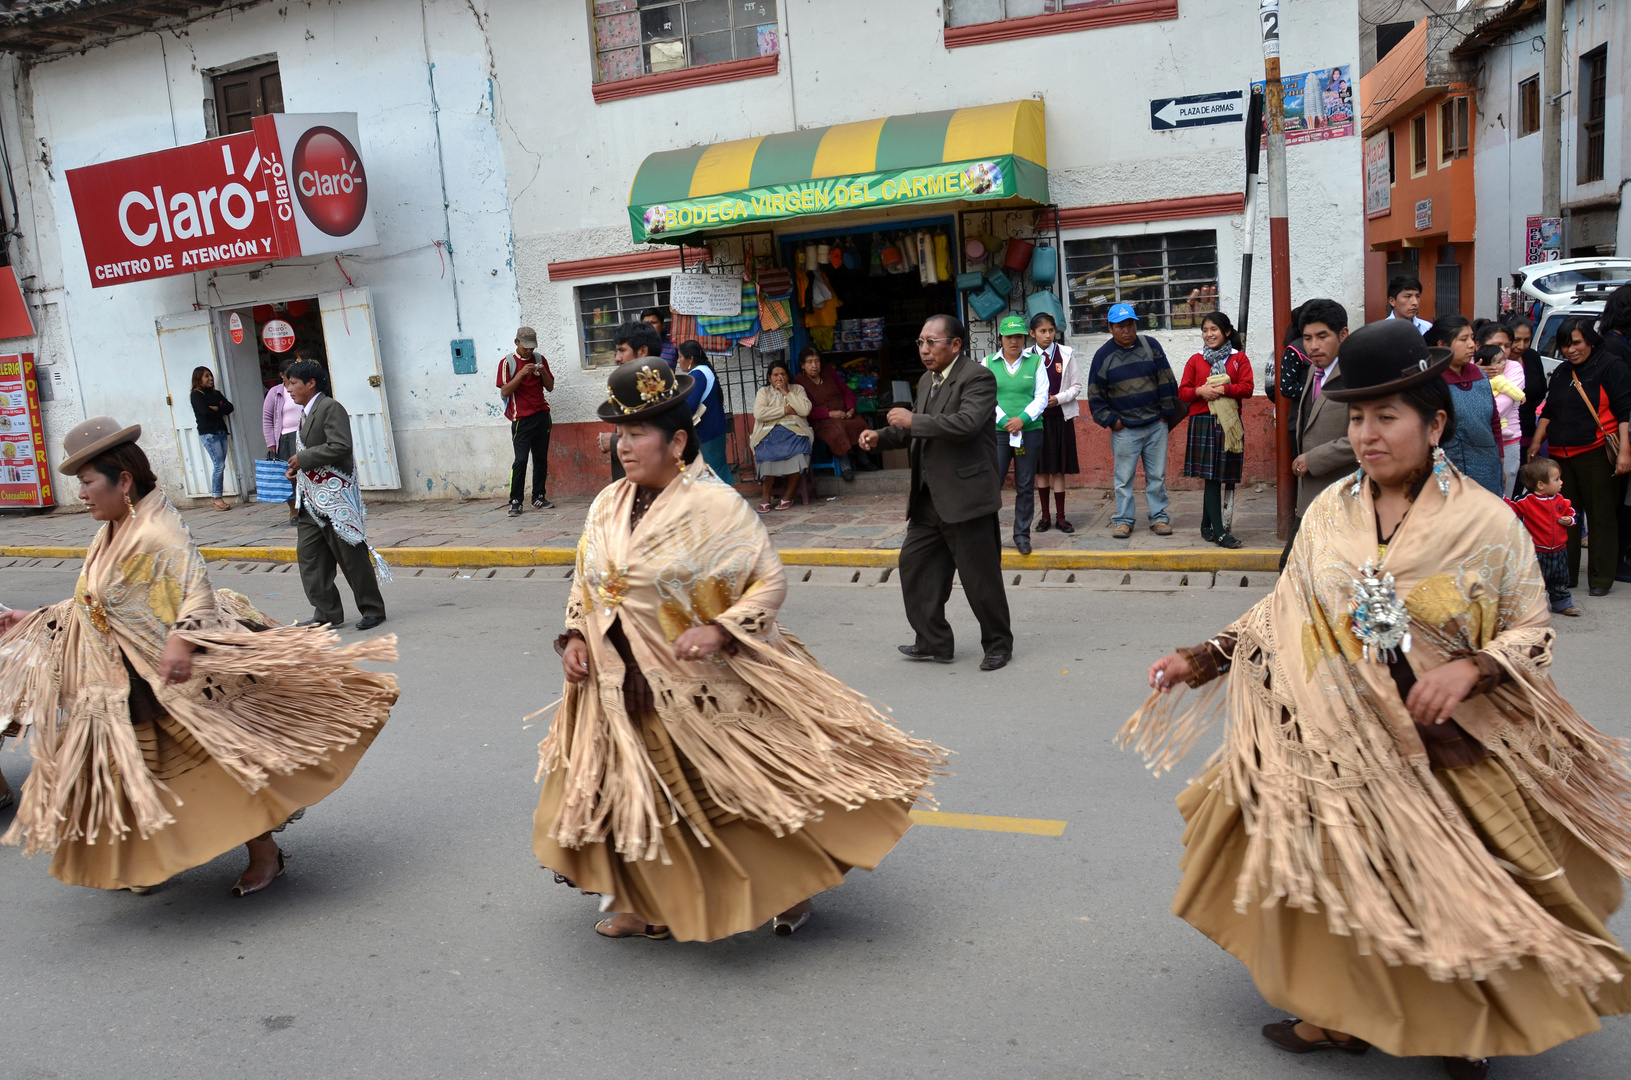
[678,340,735,484]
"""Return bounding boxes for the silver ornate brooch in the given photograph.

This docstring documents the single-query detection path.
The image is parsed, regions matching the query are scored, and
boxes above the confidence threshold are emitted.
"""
[1350,561,1411,663]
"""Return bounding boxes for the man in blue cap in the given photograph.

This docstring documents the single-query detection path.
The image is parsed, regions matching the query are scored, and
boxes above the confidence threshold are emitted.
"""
[1086,304,1181,538]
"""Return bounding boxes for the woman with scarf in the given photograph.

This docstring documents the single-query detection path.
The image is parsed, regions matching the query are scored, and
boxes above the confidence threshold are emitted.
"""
[1177,311,1253,548]
[1024,312,1083,534]
[0,418,397,896]
[1473,329,1525,495]
[534,360,945,941]
[1427,316,1504,496]
[1124,321,1631,1080]
[749,360,813,513]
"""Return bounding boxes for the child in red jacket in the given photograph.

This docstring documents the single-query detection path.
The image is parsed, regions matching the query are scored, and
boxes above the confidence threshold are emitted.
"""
[1507,457,1579,616]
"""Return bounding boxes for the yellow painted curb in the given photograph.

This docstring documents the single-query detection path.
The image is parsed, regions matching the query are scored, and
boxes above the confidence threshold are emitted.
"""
[2,545,1281,573]
[909,810,1067,836]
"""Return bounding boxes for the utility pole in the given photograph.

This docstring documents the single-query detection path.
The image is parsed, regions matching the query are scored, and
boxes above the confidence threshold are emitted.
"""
[1541,0,1563,219]
[1259,0,1294,539]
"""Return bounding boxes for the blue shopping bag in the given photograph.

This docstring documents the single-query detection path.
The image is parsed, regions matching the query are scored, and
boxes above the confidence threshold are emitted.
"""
[255,457,294,503]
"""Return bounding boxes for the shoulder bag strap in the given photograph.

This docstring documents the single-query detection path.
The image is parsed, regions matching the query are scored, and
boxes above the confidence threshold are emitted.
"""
[1570,370,1621,456]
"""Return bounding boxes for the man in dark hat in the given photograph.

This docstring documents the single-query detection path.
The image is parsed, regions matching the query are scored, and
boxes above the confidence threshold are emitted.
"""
[860,315,1013,671]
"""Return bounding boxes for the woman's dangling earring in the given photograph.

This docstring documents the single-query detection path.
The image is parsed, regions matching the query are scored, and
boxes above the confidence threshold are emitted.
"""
[1431,444,1451,495]
[1349,464,1363,498]
[123,491,135,516]
[675,451,691,485]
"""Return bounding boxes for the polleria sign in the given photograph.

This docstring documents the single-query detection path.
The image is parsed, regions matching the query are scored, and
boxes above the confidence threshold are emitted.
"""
[66,113,378,289]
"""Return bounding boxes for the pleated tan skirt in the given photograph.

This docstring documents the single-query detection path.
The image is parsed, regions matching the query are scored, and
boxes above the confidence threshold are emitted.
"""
[532,703,914,942]
[47,703,382,891]
[1175,757,1631,1059]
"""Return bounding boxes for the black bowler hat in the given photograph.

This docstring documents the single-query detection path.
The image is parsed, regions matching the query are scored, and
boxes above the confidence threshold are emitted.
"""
[596,358,695,422]
[1321,320,1452,402]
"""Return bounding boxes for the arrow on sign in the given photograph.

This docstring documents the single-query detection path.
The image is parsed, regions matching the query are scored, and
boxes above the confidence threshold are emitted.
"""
[1151,91,1247,130]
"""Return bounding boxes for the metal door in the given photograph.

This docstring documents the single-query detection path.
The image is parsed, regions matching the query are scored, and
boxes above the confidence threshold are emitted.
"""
[318,288,401,489]
[155,310,242,497]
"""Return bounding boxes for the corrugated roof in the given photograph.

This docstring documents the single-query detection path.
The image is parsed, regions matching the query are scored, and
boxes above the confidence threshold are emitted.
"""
[0,0,237,54]
[1450,0,1543,57]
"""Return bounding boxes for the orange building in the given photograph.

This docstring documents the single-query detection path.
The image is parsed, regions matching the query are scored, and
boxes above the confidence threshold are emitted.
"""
[1360,19,1477,324]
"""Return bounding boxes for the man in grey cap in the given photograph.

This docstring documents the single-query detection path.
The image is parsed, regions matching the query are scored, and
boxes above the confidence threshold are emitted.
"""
[497,325,555,516]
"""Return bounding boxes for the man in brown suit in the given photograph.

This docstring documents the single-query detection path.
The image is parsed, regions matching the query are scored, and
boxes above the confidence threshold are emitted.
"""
[1281,298,1354,567]
[860,315,1013,670]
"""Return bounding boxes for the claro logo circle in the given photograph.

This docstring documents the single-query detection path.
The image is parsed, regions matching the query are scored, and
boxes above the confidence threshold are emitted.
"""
[293,126,368,237]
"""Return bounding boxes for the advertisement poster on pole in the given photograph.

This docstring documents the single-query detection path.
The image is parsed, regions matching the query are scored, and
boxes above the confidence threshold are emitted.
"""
[1364,132,1391,218]
[1525,216,1563,263]
[1252,65,1354,146]
[0,353,53,508]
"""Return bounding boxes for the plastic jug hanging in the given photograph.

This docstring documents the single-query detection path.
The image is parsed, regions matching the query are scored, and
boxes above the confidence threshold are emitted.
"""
[1029,245,1058,287]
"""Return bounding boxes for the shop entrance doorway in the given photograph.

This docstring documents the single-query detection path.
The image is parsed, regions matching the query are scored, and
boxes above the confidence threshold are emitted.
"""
[781,216,959,466]
[154,289,401,499]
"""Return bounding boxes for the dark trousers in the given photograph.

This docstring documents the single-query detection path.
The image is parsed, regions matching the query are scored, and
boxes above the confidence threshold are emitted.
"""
[297,507,386,624]
[898,488,1013,659]
[1278,513,1303,572]
[996,427,1042,544]
[509,411,552,504]
[1536,548,1574,610]
[1554,450,1618,590]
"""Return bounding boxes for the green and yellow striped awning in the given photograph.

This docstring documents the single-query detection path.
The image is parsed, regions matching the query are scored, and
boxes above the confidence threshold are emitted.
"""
[629,99,1048,243]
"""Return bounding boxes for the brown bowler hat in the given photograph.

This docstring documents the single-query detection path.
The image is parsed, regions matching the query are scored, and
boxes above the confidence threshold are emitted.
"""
[1321,320,1453,402]
[596,358,694,423]
[59,416,141,474]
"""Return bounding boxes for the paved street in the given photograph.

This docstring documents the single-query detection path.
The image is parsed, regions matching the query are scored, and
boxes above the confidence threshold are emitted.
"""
[0,480,1283,556]
[1,565,1627,1079]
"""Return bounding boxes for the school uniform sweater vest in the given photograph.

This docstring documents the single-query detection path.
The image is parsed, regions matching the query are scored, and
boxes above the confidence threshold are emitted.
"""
[987,353,1044,432]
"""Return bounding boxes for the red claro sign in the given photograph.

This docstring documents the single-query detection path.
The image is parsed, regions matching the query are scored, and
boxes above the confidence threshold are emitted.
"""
[65,113,378,289]
[294,127,368,236]
[261,318,296,353]
[228,311,244,344]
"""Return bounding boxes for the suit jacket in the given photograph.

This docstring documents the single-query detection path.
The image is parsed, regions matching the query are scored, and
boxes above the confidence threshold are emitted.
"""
[1295,360,1354,516]
[875,355,1001,523]
[297,394,357,476]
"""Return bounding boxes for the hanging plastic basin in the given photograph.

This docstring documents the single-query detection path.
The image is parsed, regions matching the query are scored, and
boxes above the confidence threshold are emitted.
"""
[1003,239,1035,271]
[964,238,987,262]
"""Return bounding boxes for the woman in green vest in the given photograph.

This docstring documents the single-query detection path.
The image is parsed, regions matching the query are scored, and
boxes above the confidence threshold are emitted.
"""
[983,314,1049,555]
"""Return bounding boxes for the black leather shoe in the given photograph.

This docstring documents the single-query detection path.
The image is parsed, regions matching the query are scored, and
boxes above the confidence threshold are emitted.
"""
[1590,586,1611,597]
[355,615,387,631]
[898,644,953,663]
[979,651,1011,671]
[1035,518,1051,533]
[1016,538,1032,555]
[840,464,855,481]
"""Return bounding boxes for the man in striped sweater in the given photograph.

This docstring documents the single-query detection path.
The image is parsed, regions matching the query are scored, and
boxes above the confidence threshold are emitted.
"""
[1087,304,1181,538]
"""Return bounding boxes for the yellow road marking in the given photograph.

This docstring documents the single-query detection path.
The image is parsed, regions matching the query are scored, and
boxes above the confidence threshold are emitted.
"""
[909,810,1066,837]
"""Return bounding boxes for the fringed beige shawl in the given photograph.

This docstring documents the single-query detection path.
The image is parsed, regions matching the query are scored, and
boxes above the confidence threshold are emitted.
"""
[0,488,398,856]
[1120,466,1631,995]
[539,459,946,863]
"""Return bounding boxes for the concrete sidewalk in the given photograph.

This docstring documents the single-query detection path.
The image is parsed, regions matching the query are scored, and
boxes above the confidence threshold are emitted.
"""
[0,480,1284,570]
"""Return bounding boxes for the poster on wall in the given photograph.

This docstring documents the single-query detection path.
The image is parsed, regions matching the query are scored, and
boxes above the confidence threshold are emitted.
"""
[1525,215,1563,264]
[0,353,52,509]
[1253,64,1354,146]
[1364,132,1391,218]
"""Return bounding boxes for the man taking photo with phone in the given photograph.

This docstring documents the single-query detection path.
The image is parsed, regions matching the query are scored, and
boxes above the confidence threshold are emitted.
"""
[499,325,556,516]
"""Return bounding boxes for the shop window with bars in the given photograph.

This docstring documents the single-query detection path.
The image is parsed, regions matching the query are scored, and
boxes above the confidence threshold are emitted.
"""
[946,0,1127,25]
[593,1,779,84]
[1579,46,1607,184]
[1439,96,1469,162]
[1063,230,1219,336]
[1518,75,1540,137]
[577,277,672,368]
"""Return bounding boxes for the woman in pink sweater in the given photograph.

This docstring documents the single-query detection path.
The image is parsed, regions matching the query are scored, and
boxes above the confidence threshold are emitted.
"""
[1475,322,1524,496]
[260,358,303,525]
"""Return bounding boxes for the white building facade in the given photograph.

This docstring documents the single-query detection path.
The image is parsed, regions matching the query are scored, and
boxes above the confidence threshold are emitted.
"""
[1464,0,1628,316]
[0,0,1364,504]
